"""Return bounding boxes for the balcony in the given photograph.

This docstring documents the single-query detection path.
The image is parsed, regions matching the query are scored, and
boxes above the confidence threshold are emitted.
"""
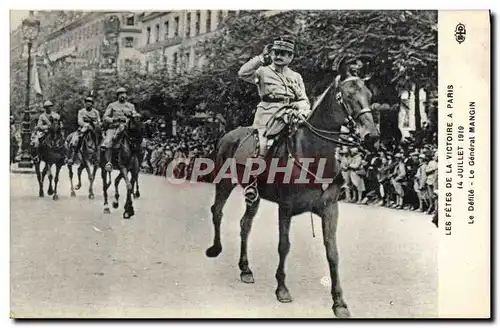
[139,36,183,53]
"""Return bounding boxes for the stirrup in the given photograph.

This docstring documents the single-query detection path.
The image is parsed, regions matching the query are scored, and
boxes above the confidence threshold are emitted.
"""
[243,179,259,205]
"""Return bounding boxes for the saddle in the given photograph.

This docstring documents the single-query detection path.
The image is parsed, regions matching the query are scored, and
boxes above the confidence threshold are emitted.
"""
[233,108,301,165]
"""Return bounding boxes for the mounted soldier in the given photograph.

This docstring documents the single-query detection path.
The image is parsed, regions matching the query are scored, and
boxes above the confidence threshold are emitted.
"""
[237,35,311,201]
[101,87,140,172]
[67,96,101,165]
[31,100,63,163]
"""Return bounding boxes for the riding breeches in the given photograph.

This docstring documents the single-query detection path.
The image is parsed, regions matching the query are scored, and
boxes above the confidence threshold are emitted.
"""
[101,124,125,149]
[31,131,46,147]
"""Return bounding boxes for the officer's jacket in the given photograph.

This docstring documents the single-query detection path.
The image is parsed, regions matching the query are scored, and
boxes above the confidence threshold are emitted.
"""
[238,56,310,112]
[103,101,138,127]
[78,108,101,128]
[37,111,61,131]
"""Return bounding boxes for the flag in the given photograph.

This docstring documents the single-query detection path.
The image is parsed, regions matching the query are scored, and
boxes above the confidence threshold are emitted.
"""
[31,56,43,96]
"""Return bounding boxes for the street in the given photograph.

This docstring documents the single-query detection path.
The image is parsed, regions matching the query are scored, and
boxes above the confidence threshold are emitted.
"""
[10,170,438,318]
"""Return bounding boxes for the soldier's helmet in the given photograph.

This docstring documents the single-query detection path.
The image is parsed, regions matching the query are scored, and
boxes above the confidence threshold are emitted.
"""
[85,96,94,103]
[116,87,127,95]
[43,100,54,108]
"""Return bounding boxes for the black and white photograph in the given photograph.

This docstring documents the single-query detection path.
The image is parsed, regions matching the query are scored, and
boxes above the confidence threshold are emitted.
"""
[8,9,490,319]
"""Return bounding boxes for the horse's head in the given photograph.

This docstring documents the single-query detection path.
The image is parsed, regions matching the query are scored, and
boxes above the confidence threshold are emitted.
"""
[126,113,144,138]
[336,76,380,152]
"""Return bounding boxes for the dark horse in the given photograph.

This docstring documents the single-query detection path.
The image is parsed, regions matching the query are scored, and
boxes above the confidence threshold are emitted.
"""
[205,75,379,318]
[65,124,102,199]
[32,119,67,200]
[101,115,143,219]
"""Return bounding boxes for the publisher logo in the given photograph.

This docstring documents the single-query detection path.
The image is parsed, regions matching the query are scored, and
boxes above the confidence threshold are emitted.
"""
[455,23,466,44]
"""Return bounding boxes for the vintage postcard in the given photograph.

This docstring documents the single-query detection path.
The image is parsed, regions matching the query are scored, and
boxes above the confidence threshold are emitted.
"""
[9,9,490,318]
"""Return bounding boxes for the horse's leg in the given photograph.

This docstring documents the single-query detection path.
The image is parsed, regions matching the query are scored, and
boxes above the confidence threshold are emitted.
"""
[35,161,44,197]
[82,163,92,199]
[275,205,293,303]
[133,173,140,199]
[102,168,110,214]
[52,164,62,200]
[238,198,260,283]
[206,180,235,257]
[121,167,134,219]
[46,163,54,196]
[113,172,122,209]
[88,164,98,200]
[68,164,76,197]
[75,164,84,190]
[320,195,350,318]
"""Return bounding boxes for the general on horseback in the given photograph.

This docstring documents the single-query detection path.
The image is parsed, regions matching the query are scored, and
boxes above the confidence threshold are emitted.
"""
[65,96,102,199]
[205,34,380,318]
[100,87,143,219]
[30,100,66,200]
[101,87,141,172]
[67,96,101,165]
[31,100,64,163]
[237,36,311,202]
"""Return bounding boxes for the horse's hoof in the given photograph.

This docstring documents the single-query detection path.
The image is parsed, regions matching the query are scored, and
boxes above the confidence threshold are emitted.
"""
[129,208,135,216]
[75,184,81,191]
[88,194,95,200]
[112,201,119,209]
[205,245,222,258]
[103,207,110,214]
[123,211,131,219]
[135,191,140,199]
[39,191,44,198]
[240,271,255,284]
[275,287,293,303]
[70,191,76,197]
[53,194,59,201]
[47,189,54,196]
[333,305,351,318]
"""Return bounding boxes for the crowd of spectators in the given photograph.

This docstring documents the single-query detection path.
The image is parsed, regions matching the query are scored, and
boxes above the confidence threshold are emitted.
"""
[141,116,438,217]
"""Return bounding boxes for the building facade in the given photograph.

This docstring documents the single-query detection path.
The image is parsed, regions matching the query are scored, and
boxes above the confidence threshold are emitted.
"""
[138,10,237,73]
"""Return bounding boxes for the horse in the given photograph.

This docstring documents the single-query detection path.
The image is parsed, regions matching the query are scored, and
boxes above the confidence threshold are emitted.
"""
[32,119,67,201]
[205,75,379,318]
[101,115,144,219]
[65,124,101,199]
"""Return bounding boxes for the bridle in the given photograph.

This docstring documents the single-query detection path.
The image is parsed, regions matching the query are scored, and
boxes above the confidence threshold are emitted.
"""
[300,76,374,147]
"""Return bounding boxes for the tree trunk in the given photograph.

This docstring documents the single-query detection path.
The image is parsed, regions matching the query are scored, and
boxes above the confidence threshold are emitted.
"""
[414,82,421,132]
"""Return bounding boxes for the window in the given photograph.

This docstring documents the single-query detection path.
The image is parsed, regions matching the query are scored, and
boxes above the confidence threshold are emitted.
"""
[206,10,212,32]
[186,13,191,38]
[146,26,151,44]
[164,21,169,39]
[155,24,160,42]
[228,10,237,18]
[174,16,179,37]
[185,51,190,70]
[123,37,134,48]
[217,10,224,27]
[195,11,200,36]
[126,15,135,26]
[173,52,178,71]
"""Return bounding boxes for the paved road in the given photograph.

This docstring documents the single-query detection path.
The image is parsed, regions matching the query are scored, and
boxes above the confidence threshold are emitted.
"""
[10,170,438,318]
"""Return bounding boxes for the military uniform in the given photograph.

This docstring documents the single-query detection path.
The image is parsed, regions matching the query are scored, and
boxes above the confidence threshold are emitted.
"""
[238,37,310,158]
[101,87,140,171]
[101,100,138,149]
[67,99,102,163]
[31,101,61,148]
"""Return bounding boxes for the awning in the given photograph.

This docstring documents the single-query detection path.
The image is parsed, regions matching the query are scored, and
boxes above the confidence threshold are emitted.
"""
[48,45,77,62]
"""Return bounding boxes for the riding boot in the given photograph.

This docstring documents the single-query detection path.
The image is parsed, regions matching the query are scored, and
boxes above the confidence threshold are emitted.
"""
[104,148,113,172]
[67,146,75,165]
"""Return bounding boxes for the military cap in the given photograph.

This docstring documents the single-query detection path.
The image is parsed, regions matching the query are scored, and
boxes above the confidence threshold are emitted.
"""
[85,96,94,102]
[116,87,127,94]
[43,100,54,108]
[272,36,295,53]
